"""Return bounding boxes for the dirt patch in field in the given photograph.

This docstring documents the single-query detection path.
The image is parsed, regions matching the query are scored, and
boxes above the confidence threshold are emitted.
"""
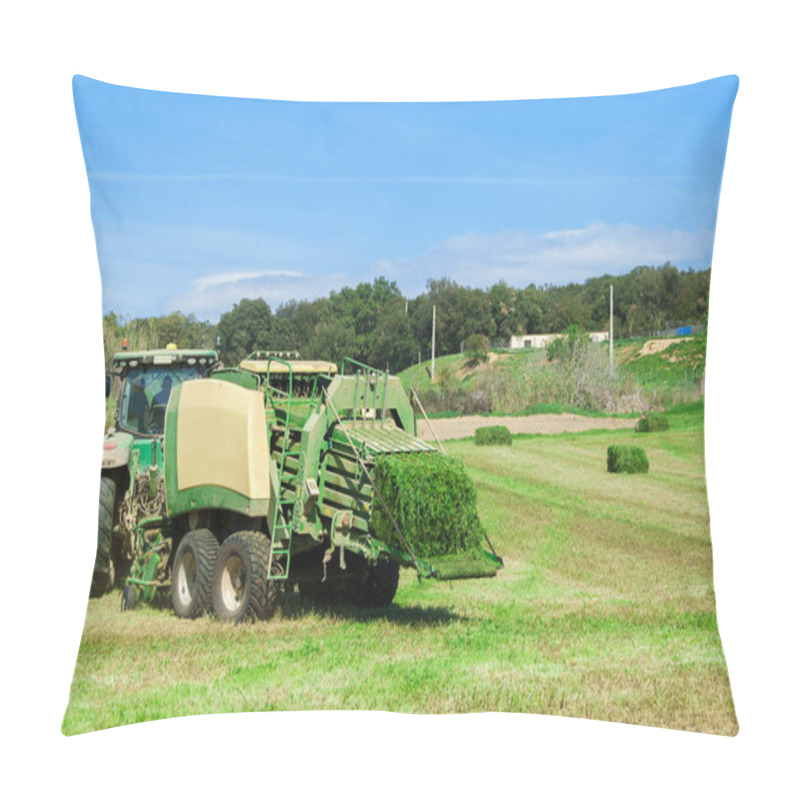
[636,338,690,358]
[418,413,636,441]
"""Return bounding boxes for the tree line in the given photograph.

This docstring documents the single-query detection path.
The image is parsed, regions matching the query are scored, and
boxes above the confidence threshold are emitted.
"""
[103,263,710,372]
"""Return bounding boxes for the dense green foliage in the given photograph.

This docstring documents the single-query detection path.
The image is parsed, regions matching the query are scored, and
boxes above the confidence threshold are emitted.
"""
[463,333,490,366]
[636,414,670,433]
[607,445,650,474]
[475,425,512,446]
[408,340,643,416]
[217,298,272,364]
[546,324,592,406]
[372,454,486,557]
[103,263,709,371]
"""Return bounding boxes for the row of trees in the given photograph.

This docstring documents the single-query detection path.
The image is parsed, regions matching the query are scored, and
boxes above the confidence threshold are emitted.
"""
[104,263,710,372]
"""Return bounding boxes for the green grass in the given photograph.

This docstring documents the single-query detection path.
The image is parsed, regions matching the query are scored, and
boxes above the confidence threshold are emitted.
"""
[514,402,634,419]
[620,335,707,389]
[398,349,545,391]
[63,401,735,735]
[426,403,625,420]
[398,353,470,392]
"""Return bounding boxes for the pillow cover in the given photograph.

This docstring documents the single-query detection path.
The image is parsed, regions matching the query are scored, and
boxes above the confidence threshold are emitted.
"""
[65,75,738,735]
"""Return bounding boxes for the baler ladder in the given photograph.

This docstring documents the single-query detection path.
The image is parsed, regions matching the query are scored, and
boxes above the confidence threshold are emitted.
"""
[265,356,296,581]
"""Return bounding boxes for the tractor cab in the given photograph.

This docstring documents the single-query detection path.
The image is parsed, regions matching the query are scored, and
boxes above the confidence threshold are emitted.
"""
[112,347,219,436]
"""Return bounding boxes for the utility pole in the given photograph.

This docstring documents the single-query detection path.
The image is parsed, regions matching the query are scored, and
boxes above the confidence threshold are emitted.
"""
[609,284,614,376]
[431,304,436,383]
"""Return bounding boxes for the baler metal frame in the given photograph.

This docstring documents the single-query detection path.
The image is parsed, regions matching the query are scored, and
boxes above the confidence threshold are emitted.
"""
[118,352,502,621]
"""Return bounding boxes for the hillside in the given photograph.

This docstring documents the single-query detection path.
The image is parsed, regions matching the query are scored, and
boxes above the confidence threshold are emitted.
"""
[616,335,706,385]
[399,336,706,416]
[399,349,545,394]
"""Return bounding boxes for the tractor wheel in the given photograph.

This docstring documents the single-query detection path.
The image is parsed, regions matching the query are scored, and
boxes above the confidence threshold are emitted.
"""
[346,555,400,607]
[212,532,278,623]
[90,476,116,598]
[172,529,219,618]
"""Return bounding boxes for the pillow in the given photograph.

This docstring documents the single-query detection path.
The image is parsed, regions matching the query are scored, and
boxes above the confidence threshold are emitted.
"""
[65,75,738,735]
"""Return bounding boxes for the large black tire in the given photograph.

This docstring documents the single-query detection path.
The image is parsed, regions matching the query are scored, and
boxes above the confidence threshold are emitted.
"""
[212,532,278,623]
[172,529,220,618]
[346,555,400,607]
[90,476,116,598]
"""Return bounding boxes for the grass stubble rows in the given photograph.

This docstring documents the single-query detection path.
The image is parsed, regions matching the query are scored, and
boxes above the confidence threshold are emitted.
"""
[63,403,737,736]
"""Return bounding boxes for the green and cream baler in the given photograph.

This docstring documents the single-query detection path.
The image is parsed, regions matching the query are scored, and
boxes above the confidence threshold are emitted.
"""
[121,354,502,622]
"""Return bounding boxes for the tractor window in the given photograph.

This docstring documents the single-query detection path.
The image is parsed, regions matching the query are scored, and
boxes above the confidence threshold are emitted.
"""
[119,366,203,435]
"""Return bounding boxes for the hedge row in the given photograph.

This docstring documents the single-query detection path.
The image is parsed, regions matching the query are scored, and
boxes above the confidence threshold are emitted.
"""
[607,445,649,474]
[372,454,486,558]
[635,414,669,433]
[475,425,512,446]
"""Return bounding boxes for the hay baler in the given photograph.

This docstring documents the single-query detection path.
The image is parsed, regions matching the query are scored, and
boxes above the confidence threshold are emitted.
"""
[122,354,502,622]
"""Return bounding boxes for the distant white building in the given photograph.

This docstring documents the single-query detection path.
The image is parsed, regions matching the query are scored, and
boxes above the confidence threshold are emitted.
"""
[509,331,609,349]
[509,333,557,349]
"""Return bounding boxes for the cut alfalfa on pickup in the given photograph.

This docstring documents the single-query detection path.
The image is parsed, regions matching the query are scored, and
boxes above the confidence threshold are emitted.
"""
[475,425,512,446]
[372,454,486,558]
[607,445,649,474]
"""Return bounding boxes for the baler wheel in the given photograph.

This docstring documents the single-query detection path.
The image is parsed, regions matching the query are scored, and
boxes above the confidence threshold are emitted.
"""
[121,585,136,611]
[346,556,400,607]
[90,476,116,598]
[212,531,278,623]
[172,529,219,618]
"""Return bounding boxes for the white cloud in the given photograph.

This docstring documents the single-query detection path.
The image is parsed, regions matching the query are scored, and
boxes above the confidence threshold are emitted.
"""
[163,223,716,318]
[380,223,715,292]
[168,269,348,319]
[98,222,351,319]
[191,269,304,292]
[102,220,716,319]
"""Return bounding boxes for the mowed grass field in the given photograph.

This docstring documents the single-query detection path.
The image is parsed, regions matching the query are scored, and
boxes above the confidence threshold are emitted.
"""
[63,402,737,735]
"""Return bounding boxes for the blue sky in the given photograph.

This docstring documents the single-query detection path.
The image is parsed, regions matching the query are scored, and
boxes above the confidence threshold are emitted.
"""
[73,75,738,321]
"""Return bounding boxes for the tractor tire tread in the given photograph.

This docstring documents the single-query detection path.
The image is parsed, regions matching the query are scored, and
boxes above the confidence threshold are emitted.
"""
[213,531,278,623]
[91,476,117,598]
[172,528,219,618]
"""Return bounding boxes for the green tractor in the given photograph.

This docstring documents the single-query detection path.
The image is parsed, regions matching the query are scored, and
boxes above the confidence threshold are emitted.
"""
[93,345,219,597]
[117,353,502,621]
